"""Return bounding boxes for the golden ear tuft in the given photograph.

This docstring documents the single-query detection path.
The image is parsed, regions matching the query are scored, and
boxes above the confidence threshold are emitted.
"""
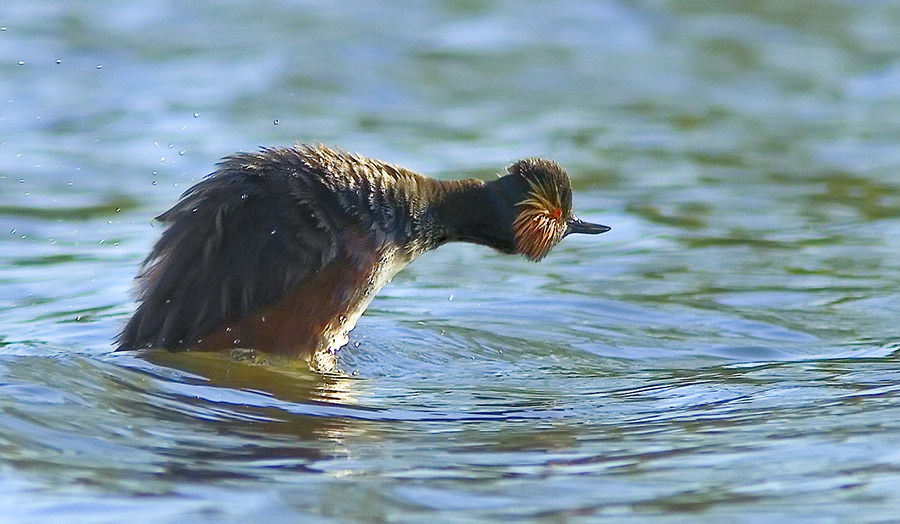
[512,177,567,261]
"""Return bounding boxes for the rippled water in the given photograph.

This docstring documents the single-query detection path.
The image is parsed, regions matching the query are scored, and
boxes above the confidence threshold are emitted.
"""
[3,1,900,522]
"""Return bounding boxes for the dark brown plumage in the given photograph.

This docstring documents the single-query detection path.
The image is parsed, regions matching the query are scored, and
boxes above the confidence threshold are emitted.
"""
[118,144,609,371]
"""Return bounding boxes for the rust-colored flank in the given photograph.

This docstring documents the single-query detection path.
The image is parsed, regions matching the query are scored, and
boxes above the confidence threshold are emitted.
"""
[118,143,610,371]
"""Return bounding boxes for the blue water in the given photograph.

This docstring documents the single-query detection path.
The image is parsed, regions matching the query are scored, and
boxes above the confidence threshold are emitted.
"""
[3,1,900,522]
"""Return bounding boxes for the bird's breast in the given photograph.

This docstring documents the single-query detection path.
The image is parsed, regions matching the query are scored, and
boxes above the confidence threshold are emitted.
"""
[314,245,412,369]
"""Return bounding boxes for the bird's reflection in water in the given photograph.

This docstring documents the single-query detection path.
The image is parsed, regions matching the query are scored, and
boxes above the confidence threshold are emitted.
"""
[143,348,357,402]
[138,349,371,453]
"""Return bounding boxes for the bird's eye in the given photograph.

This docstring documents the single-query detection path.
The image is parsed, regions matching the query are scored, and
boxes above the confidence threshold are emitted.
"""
[550,208,562,220]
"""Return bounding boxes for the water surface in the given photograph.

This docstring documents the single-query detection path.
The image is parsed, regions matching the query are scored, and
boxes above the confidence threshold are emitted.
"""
[2,1,900,522]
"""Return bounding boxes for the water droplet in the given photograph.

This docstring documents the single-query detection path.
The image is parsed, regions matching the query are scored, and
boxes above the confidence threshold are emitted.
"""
[240,193,248,200]
[179,150,185,155]
[270,229,276,235]
[96,64,102,69]
[225,327,232,332]
[233,339,241,345]
[273,119,279,125]
[55,59,62,64]
[17,61,24,66]
[354,341,361,348]
[448,293,453,301]
[193,112,199,118]
[9,229,15,234]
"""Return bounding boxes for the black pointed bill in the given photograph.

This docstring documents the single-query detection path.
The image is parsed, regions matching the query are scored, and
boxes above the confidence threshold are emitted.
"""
[565,216,611,236]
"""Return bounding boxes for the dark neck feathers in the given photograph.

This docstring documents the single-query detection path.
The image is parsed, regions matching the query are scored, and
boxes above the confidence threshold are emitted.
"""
[242,145,522,257]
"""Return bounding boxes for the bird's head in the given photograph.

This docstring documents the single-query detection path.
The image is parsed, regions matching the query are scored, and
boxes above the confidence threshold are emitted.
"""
[506,158,610,261]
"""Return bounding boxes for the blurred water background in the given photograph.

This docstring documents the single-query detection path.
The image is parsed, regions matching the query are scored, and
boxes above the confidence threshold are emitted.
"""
[3,1,900,522]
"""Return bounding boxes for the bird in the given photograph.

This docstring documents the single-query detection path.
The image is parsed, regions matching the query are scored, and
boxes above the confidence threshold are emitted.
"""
[117,143,610,371]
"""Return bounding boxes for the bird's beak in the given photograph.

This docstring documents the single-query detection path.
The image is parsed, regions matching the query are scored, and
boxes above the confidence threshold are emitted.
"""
[565,216,611,236]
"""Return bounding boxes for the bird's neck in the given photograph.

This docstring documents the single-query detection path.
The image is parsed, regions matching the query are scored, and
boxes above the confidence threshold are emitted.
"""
[329,164,522,256]
[430,177,519,255]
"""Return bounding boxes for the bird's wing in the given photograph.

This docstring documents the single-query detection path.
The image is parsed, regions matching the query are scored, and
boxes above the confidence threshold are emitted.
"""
[117,159,344,350]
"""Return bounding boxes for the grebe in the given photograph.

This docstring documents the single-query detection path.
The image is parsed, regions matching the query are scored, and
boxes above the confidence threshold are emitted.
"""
[118,144,610,371]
